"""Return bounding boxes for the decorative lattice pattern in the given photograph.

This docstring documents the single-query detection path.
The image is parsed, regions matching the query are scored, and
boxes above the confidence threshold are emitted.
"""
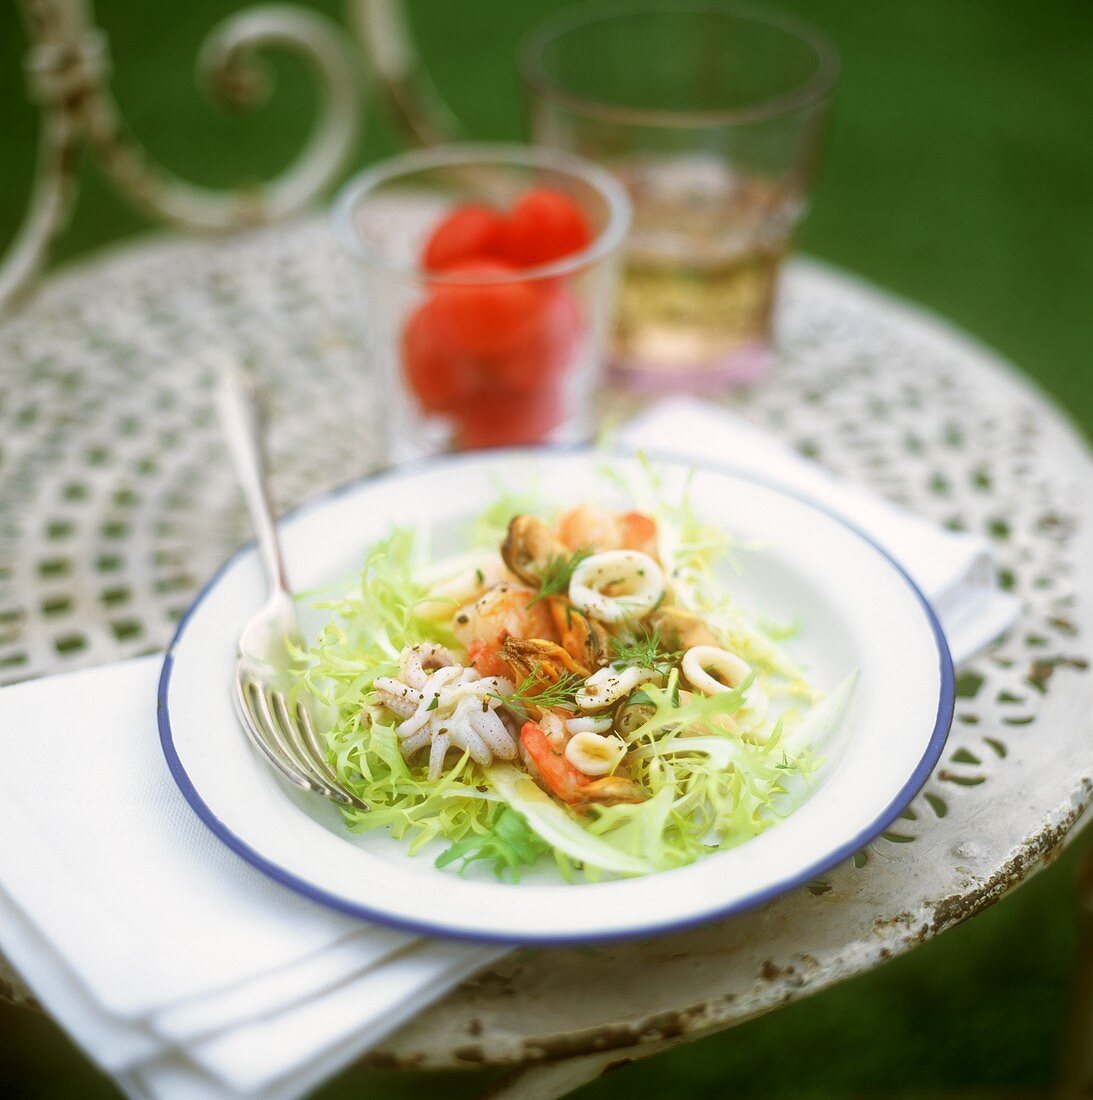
[0,220,1088,1067]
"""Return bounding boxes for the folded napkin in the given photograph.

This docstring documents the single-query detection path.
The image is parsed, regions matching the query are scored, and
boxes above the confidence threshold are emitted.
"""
[618,399,1020,666]
[0,657,506,1099]
[0,399,1019,1100]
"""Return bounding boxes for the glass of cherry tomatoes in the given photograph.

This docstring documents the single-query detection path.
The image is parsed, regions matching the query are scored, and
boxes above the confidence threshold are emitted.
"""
[333,145,630,461]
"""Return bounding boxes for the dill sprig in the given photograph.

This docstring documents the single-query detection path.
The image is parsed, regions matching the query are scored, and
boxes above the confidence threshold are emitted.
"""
[527,547,592,606]
[609,626,681,673]
[491,664,582,719]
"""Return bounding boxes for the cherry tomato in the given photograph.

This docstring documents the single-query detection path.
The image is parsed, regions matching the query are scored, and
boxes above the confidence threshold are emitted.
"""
[401,299,480,413]
[429,260,551,357]
[478,284,582,394]
[454,385,565,450]
[421,204,506,272]
[501,187,594,268]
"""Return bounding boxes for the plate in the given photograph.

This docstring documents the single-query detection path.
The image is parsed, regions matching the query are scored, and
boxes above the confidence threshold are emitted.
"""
[158,449,953,943]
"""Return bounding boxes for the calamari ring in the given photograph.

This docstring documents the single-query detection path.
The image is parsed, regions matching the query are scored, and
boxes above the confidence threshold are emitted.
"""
[568,550,664,623]
[565,732,627,776]
[681,645,769,728]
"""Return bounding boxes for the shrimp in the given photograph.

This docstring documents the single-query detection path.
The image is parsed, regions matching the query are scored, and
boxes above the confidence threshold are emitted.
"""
[520,721,645,806]
[415,552,514,621]
[453,582,557,677]
[519,721,593,805]
[557,506,659,558]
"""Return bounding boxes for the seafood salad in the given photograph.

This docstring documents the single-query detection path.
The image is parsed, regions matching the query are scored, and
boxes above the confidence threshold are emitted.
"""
[296,470,855,881]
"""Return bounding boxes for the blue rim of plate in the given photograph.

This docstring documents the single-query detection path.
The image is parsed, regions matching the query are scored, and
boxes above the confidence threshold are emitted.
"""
[157,444,956,945]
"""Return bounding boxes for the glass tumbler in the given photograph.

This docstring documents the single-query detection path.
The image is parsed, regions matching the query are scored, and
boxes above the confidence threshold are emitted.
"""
[520,2,838,392]
[333,144,630,463]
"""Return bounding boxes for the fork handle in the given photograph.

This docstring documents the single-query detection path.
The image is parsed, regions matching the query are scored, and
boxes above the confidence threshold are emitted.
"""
[214,368,291,594]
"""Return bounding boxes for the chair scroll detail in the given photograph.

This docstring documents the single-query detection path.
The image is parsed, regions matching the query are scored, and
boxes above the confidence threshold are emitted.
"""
[348,0,461,147]
[2,0,367,313]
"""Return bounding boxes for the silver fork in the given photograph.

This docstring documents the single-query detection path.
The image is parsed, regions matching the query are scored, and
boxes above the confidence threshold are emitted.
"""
[215,370,369,812]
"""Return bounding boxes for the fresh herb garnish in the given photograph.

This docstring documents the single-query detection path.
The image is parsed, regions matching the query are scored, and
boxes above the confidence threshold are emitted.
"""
[492,663,581,719]
[528,547,592,606]
[609,626,681,672]
[426,695,440,711]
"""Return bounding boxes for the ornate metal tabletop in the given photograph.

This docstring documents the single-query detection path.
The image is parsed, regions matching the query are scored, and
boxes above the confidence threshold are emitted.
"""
[0,218,1089,1086]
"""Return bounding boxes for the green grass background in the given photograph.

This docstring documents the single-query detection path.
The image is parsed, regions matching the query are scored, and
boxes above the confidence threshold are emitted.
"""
[0,0,1090,1096]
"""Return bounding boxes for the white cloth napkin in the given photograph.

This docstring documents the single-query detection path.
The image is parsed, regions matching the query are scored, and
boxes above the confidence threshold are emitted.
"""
[618,399,1020,665]
[0,657,506,1099]
[0,398,1019,1100]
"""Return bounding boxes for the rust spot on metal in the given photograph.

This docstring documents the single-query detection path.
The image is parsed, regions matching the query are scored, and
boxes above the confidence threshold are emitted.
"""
[871,911,930,948]
[364,1050,426,1070]
[1027,656,1088,692]
[760,960,790,982]
[758,956,818,989]
[873,911,915,930]
[460,966,523,997]
[452,1044,489,1064]
[1048,616,1078,636]
[1035,511,1072,534]
[507,1004,708,1064]
[57,140,81,178]
[929,788,1091,935]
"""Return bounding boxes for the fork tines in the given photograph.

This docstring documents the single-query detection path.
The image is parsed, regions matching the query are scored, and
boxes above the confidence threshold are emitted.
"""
[233,671,370,812]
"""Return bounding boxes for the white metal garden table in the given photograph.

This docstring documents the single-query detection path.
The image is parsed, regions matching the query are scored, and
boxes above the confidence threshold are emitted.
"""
[0,217,1089,1097]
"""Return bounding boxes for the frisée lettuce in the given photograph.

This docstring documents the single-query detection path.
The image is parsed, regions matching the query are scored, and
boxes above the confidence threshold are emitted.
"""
[294,464,854,882]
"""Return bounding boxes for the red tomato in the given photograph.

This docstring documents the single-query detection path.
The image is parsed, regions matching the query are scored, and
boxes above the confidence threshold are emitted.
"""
[420,204,506,272]
[501,187,594,268]
[401,299,481,413]
[429,260,550,357]
[478,284,582,393]
[454,386,565,449]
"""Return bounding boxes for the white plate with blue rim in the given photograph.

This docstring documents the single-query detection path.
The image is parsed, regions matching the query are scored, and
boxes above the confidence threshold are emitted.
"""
[158,449,953,944]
